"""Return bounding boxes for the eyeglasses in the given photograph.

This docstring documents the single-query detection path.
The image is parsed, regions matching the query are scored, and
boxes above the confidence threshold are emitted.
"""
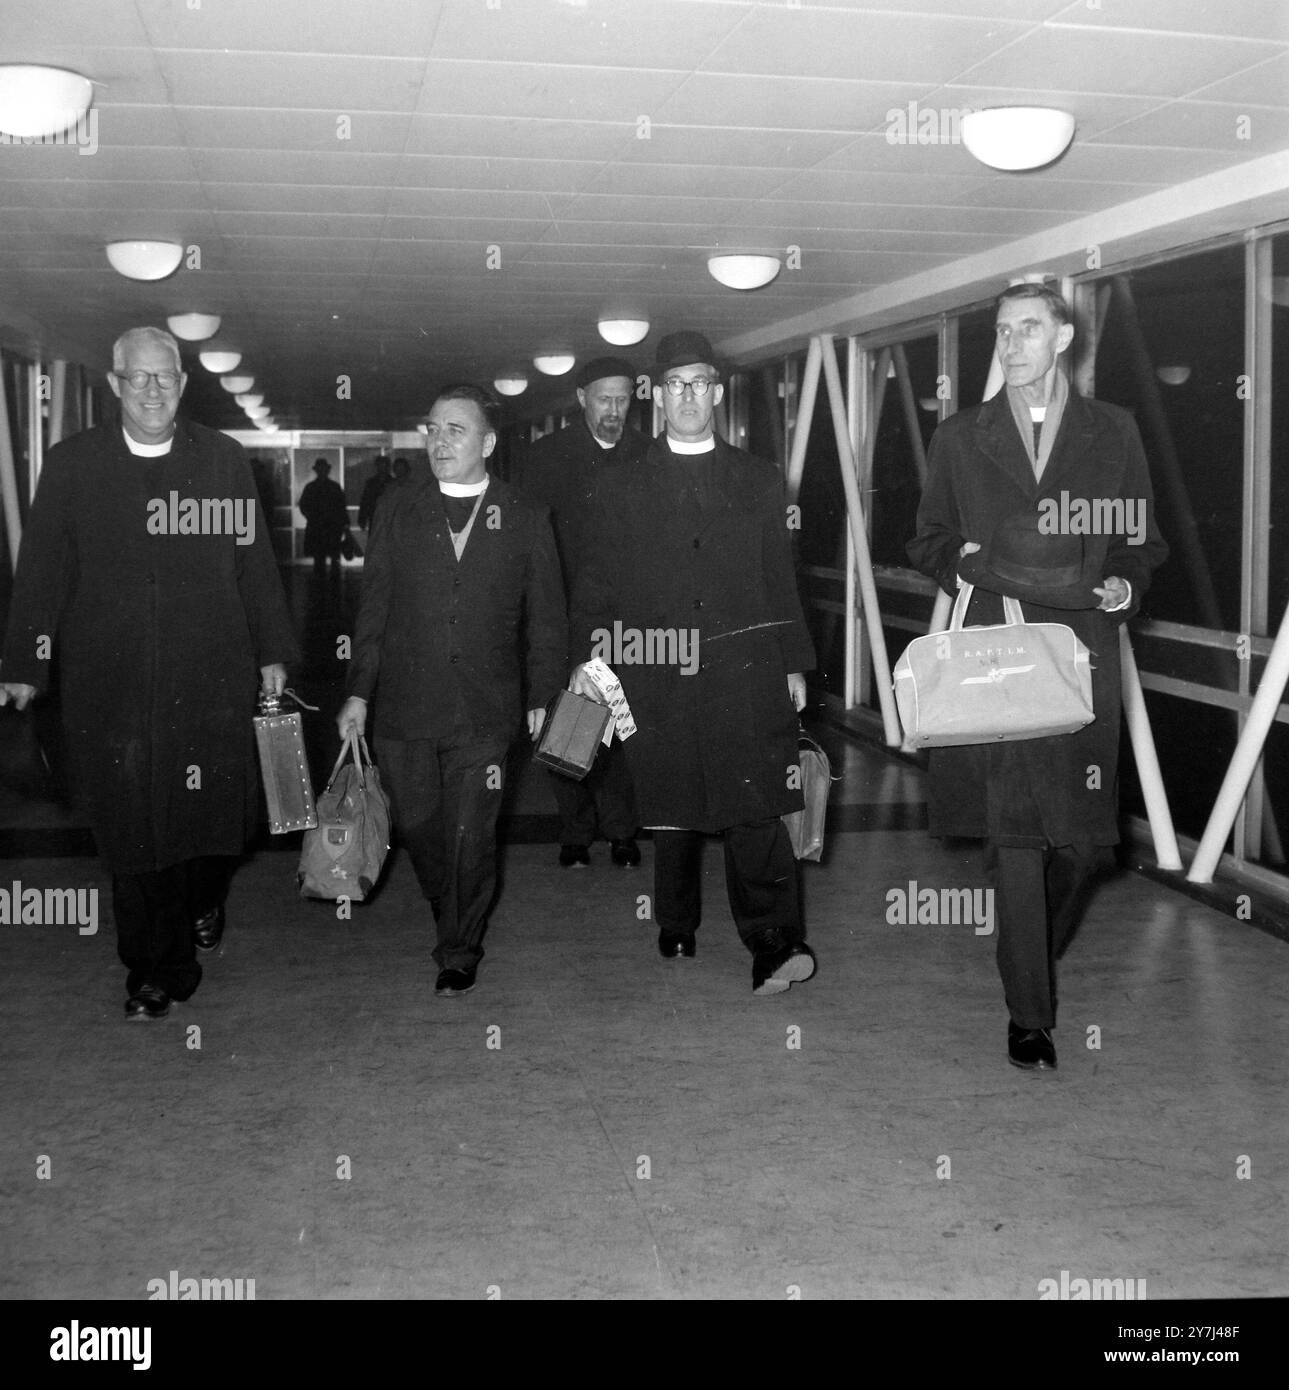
[662,376,715,397]
[114,370,182,391]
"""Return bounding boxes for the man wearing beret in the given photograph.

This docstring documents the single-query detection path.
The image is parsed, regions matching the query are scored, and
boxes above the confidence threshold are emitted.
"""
[516,356,646,870]
[908,282,1168,1070]
[570,330,818,996]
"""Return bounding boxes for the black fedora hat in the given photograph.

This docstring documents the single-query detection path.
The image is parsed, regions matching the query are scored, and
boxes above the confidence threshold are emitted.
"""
[655,329,720,377]
[960,509,1100,610]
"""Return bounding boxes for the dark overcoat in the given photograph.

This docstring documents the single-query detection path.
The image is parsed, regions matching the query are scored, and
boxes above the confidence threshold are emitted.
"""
[571,438,815,832]
[906,389,1168,847]
[514,419,648,600]
[0,417,300,872]
[298,476,347,557]
[346,466,566,741]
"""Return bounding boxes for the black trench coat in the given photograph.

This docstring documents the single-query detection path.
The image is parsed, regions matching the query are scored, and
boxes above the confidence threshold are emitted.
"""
[1,418,300,872]
[906,389,1168,847]
[571,438,815,832]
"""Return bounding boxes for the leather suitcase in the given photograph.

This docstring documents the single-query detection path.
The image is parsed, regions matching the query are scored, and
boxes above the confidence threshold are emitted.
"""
[534,689,612,780]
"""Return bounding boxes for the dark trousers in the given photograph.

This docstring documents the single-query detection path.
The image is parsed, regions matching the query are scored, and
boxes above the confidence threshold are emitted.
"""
[375,731,510,972]
[986,841,1105,1030]
[111,855,233,999]
[549,738,637,846]
[654,818,802,954]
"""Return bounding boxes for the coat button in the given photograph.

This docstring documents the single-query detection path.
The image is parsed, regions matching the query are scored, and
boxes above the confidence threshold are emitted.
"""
[692,538,700,548]
[693,599,702,610]
[450,653,460,664]
[448,616,457,624]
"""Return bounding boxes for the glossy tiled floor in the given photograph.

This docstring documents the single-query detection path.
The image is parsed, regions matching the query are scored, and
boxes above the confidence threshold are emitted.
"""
[1,569,1285,1299]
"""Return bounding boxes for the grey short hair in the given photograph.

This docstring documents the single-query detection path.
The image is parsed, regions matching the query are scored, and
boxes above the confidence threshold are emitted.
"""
[112,327,183,373]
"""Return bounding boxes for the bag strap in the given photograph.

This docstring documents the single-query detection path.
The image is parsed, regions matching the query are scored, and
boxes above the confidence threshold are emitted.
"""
[949,583,1026,629]
[324,731,368,793]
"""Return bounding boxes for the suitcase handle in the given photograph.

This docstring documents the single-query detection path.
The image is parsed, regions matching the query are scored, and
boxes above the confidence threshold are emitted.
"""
[325,730,374,793]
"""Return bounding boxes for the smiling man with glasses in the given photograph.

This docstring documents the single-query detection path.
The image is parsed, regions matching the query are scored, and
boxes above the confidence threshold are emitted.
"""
[0,326,298,1022]
[570,330,818,997]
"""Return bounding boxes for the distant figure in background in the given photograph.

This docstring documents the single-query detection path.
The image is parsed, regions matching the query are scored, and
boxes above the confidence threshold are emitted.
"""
[0,326,299,1022]
[515,356,646,869]
[391,455,411,484]
[358,454,393,532]
[298,458,347,576]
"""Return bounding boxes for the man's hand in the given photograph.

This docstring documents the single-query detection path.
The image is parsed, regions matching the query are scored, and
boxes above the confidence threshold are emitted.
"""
[260,663,288,699]
[0,682,37,711]
[787,672,806,713]
[1093,576,1130,611]
[568,662,609,703]
[527,707,546,742]
[337,696,367,741]
[959,541,981,557]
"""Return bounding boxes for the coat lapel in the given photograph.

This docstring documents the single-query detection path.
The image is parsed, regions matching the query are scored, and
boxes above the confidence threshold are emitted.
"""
[971,393,1037,499]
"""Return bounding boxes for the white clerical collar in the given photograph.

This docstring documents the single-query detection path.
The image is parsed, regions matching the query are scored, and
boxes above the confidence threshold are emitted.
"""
[666,436,716,455]
[439,477,490,497]
[1029,407,1047,420]
[122,428,173,457]
[592,434,615,450]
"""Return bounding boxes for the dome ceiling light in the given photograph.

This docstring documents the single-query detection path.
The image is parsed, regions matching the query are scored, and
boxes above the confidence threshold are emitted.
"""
[533,354,576,376]
[167,313,221,342]
[105,240,184,282]
[960,106,1076,171]
[0,65,92,139]
[199,350,242,373]
[707,255,781,290]
[597,318,650,346]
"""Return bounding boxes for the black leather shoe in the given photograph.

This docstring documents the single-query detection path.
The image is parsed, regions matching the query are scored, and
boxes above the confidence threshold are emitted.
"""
[192,905,225,952]
[125,984,171,1021]
[559,844,590,868]
[435,967,477,997]
[1007,1021,1057,1070]
[610,838,641,867]
[752,943,816,996]
[657,930,696,959]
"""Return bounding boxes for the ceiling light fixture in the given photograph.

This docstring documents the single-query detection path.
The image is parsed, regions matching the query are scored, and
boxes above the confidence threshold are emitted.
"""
[105,240,184,282]
[960,106,1076,172]
[199,350,241,373]
[166,313,221,342]
[0,64,92,139]
[597,317,650,346]
[533,354,576,376]
[234,393,264,408]
[707,254,781,291]
[220,374,255,393]
[493,376,528,396]
[245,405,271,419]
[1155,365,1191,387]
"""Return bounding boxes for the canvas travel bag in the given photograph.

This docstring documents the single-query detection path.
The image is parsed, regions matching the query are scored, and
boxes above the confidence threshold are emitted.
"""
[298,732,390,900]
[893,584,1094,749]
[782,729,831,862]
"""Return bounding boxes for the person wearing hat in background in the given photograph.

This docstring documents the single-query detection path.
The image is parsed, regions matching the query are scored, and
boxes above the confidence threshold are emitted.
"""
[908,281,1168,1071]
[569,330,818,996]
[515,356,647,869]
[298,457,348,577]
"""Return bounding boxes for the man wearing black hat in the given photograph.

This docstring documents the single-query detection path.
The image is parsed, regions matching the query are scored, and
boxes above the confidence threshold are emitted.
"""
[570,331,818,996]
[908,281,1167,1070]
[298,457,348,577]
[516,356,646,869]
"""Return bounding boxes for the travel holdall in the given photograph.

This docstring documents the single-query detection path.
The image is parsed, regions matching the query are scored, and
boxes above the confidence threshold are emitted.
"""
[893,583,1094,749]
[782,729,831,862]
[298,732,390,901]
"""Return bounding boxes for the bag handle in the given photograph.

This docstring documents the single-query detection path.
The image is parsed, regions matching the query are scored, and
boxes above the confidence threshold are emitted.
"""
[948,582,1025,630]
[324,731,373,793]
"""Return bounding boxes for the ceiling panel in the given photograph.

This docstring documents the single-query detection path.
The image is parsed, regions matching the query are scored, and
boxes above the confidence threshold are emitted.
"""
[0,0,1284,430]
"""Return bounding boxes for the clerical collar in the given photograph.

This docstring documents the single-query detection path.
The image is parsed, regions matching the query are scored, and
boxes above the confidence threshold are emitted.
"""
[1029,407,1047,420]
[123,429,173,457]
[439,477,490,497]
[666,436,716,455]
[592,434,615,450]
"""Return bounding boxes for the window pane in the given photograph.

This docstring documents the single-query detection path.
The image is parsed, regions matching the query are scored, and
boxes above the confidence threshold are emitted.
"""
[1091,244,1245,632]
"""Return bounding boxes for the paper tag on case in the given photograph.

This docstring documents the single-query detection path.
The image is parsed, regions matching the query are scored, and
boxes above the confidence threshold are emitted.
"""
[582,657,636,742]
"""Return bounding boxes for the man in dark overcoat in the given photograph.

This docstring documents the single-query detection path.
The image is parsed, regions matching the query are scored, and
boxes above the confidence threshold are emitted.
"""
[570,330,817,996]
[298,458,347,576]
[908,282,1167,1070]
[514,355,646,870]
[337,384,566,997]
[0,326,299,1021]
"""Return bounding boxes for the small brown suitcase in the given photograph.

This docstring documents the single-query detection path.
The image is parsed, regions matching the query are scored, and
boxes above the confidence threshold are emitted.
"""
[534,689,613,780]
